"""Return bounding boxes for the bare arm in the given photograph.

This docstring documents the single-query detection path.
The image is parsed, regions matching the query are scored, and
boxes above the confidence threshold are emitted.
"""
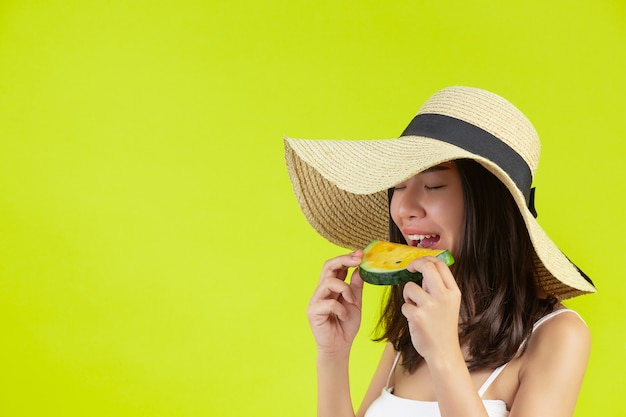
[427,351,491,417]
[316,351,354,417]
[308,251,364,417]
[509,311,591,417]
[402,257,491,417]
[403,257,591,416]
[356,342,397,417]
[426,309,590,417]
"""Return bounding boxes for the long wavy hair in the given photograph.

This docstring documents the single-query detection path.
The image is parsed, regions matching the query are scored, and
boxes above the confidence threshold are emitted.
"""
[375,159,556,372]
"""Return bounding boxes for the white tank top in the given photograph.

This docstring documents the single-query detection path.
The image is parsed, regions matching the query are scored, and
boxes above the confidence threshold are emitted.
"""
[364,309,583,417]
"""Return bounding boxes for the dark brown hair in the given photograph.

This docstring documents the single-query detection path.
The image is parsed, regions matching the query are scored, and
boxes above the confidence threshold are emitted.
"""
[376,159,556,372]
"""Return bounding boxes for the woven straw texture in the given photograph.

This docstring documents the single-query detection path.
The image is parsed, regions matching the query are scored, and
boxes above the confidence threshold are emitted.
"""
[284,86,595,300]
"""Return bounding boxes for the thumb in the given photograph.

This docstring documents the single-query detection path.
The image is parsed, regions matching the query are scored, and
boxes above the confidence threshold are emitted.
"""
[349,268,365,303]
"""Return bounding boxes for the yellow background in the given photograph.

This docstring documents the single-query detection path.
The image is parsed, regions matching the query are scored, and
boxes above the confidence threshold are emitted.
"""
[0,1,624,416]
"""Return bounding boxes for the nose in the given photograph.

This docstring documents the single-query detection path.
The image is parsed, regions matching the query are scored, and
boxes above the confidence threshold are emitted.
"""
[395,183,426,219]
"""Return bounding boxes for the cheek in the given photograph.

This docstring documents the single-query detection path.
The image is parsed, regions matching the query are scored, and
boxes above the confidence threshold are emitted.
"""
[389,198,401,227]
[449,201,465,229]
[447,198,465,253]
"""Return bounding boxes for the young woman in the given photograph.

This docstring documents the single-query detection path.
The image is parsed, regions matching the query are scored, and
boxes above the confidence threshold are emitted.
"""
[284,86,596,417]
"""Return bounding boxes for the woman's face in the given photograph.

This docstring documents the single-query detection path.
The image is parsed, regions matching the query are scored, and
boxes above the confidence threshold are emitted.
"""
[390,162,465,257]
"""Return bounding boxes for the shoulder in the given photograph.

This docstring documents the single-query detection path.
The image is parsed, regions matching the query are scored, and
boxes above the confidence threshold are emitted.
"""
[520,309,591,377]
[511,309,591,415]
[531,309,590,347]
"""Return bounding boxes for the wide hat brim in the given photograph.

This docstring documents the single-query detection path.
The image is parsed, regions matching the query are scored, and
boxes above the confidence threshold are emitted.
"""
[284,87,596,300]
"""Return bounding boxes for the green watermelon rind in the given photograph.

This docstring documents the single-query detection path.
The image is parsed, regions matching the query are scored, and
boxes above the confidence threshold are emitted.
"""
[358,244,455,286]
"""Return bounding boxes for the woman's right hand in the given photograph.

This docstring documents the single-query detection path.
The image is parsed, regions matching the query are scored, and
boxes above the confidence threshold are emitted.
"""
[307,250,364,358]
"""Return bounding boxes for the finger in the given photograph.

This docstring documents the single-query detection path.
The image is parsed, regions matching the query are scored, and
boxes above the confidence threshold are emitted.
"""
[319,250,363,282]
[433,259,458,291]
[400,300,419,321]
[311,277,356,305]
[403,281,427,306]
[308,299,349,323]
[348,268,365,303]
[407,257,447,295]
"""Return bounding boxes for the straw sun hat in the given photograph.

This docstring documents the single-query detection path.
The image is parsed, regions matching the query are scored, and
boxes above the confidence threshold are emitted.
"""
[284,86,596,300]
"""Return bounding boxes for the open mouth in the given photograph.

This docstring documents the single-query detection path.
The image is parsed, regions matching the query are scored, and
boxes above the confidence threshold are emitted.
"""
[407,234,440,249]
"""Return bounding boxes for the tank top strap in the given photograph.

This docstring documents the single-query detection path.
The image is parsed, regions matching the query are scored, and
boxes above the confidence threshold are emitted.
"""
[479,308,584,398]
[477,362,508,397]
[533,308,584,330]
[384,310,584,395]
[385,351,402,390]
[519,308,584,351]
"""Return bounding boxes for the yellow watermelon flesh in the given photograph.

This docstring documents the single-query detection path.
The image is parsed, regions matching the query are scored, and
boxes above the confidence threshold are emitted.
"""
[358,240,454,285]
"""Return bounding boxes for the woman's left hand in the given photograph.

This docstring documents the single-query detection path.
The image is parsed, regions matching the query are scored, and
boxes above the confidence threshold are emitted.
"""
[401,256,462,364]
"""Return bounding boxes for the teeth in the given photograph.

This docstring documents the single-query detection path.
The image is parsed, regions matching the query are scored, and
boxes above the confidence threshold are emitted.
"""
[407,234,436,241]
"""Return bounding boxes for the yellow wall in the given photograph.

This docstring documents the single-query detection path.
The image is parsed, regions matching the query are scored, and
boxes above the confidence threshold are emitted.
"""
[0,1,624,415]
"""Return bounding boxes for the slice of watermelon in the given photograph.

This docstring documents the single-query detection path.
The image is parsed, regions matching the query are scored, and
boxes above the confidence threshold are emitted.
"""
[358,240,455,285]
